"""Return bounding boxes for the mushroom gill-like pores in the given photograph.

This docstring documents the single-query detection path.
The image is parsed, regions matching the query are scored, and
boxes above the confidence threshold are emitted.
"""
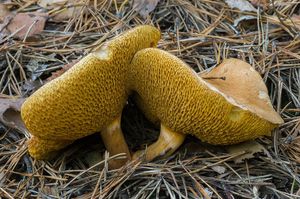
[21,26,161,167]
[129,49,283,162]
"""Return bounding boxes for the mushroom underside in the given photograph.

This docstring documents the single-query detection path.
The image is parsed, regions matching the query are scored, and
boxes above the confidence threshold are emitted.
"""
[129,49,282,162]
[21,26,161,166]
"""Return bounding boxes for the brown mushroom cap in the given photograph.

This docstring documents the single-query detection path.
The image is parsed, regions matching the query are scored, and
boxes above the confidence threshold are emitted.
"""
[129,48,283,145]
[21,25,160,159]
[200,58,283,125]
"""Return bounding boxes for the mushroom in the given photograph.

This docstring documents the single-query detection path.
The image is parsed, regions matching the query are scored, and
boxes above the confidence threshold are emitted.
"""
[128,48,283,162]
[21,25,161,168]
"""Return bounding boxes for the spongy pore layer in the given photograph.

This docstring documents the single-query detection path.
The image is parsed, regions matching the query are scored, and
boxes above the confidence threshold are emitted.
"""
[21,26,161,141]
[128,48,283,145]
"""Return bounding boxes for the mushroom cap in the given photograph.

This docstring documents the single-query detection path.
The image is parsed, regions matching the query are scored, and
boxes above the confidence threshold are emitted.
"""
[200,58,283,125]
[21,25,161,141]
[129,48,283,145]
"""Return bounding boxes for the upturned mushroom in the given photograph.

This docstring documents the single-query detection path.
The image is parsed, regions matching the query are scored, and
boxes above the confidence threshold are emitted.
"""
[129,48,283,162]
[21,25,161,168]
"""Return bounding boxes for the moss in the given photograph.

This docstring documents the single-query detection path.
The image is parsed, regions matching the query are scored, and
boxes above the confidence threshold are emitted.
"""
[128,48,282,145]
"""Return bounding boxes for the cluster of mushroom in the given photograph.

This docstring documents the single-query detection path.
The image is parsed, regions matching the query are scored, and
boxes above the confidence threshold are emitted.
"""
[21,25,283,168]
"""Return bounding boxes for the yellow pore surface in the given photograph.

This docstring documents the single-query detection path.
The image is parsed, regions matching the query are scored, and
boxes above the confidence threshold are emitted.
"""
[129,48,282,145]
[21,25,161,141]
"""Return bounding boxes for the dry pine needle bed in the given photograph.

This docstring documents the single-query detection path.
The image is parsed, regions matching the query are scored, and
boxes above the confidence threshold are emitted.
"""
[0,0,300,198]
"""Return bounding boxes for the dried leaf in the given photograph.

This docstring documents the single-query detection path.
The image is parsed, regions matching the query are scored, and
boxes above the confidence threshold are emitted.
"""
[0,4,14,39]
[0,4,10,22]
[225,0,257,12]
[211,165,226,174]
[26,57,49,81]
[233,15,257,27]
[41,186,59,197]
[0,98,26,132]
[52,5,82,22]
[133,0,160,18]
[250,0,269,10]
[38,0,68,9]
[38,0,86,21]
[7,12,48,39]
[22,80,43,94]
[226,140,266,163]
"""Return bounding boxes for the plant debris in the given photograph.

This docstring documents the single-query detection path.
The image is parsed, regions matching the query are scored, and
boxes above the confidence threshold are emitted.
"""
[0,0,299,198]
[6,12,48,39]
[225,0,257,12]
[133,0,161,18]
[37,0,68,9]
[226,140,267,164]
[46,60,78,82]
[250,0,270,10]
[0,97,26,132]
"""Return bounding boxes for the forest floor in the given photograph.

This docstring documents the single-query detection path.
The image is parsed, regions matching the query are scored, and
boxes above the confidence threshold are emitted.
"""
[0,0,300,198]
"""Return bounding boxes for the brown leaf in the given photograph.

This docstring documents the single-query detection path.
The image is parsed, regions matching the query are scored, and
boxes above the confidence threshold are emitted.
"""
[133,0,160,18]
[0,97,26,132]
[225,140,266,163]
[0,4,11,22]
[39,0,86,22]
[0,3,14,39]
[7,12,48,39]
[250,0,269,10]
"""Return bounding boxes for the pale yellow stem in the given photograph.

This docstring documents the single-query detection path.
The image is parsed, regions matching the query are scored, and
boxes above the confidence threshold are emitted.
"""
[132,124,186,162]
[101,115,131,169]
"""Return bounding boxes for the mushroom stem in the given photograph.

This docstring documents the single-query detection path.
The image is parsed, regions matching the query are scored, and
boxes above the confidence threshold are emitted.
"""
[132,124,186,162]
[28,136,73,160]
[100,115,131,169]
